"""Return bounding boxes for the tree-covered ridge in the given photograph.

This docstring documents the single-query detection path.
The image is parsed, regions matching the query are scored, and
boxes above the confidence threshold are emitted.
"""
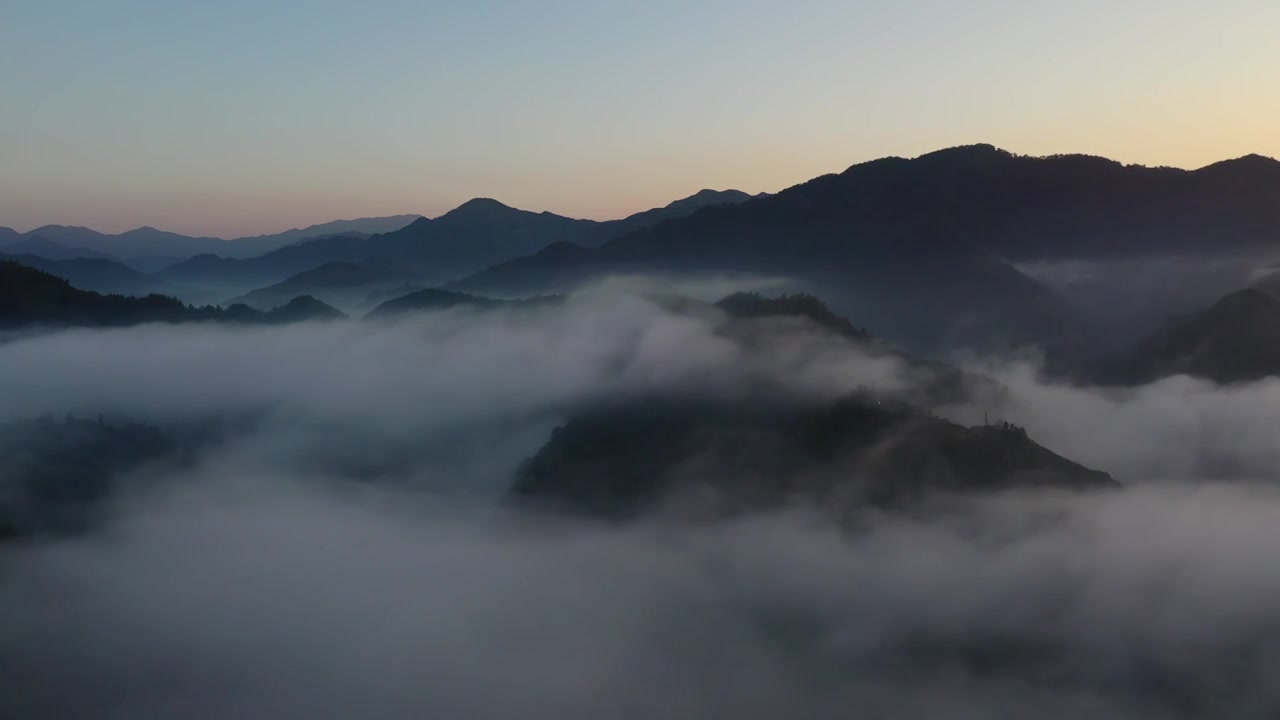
[364,287,563,318]
[514,392,1115,519]
[0,416,179,539]
[0,261,345,328]
[715,292,871,340]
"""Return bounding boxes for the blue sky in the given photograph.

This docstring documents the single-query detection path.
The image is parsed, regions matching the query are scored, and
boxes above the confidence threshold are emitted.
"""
[2,0,1277,236]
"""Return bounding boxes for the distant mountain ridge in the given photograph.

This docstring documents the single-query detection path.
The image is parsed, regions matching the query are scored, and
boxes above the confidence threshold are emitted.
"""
[3,236,116,261]
[8,191,755,275]
[449,145,1280,352]
[460,145,1280,280]
[225,215,425,252]
[224,260,418,310]
[0,253,183,298]
[163,189,757,299]
[14,144,1280,354]
[0,261,344,328]
[0,215,423,260]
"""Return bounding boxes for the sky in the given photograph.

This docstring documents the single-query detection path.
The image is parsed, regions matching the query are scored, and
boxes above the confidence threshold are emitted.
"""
[2,0,1278,238]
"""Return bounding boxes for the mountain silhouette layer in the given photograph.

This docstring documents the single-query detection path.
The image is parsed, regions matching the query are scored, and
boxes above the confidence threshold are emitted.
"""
[0,253,184,298]
[223,260,419,310]
[0,261,344,328]
[450,146,1280,352]
[160,190,755,296]
[0,216,423,260]
[461,146,1218,351]
[2,236,117,261]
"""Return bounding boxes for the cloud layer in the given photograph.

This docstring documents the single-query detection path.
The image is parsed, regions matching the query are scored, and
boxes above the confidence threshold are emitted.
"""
[6,483,1280,718]
[3,283,1280,718]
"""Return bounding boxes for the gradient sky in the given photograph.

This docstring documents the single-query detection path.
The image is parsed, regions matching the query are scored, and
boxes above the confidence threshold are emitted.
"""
[2,0,1278,237]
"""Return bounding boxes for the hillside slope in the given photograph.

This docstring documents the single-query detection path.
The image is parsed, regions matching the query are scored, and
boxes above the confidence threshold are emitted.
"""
[1102,288,1280,384]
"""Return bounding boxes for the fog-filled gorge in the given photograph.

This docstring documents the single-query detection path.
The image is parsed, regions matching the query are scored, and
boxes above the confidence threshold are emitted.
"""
[4,282,1280,718]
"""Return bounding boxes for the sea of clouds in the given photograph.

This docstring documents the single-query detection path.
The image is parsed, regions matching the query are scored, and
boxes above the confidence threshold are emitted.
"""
[3,281,1279,718]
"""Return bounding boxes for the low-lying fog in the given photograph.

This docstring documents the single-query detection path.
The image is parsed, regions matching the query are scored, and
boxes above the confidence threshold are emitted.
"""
[3,280,1279,718]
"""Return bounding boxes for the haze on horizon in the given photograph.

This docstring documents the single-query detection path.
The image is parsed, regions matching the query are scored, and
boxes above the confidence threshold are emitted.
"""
[3,0,1278,238]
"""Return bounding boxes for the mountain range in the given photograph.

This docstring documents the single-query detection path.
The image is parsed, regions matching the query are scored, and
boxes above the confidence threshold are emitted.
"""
[0,215,423,261]
[0,190,754,309]
[449,145,1280,352]
[155,189,756,297]
[10,145,1280,356]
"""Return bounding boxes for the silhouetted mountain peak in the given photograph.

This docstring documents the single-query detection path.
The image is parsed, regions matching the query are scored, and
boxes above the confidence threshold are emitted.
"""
[445,197,517,218]
[847,145,1130,176]
[661,189,753,214]
[1195,153,1280,180]
[1237,153,1279,165]
[904,144,1026,172]
[112,226,206,243]
[1216,153,1278,167]
[919,143,1006,160]
[29,224,97,234]
[270,295,347,321]
[171,253,229,268]
[20,225,110,249]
